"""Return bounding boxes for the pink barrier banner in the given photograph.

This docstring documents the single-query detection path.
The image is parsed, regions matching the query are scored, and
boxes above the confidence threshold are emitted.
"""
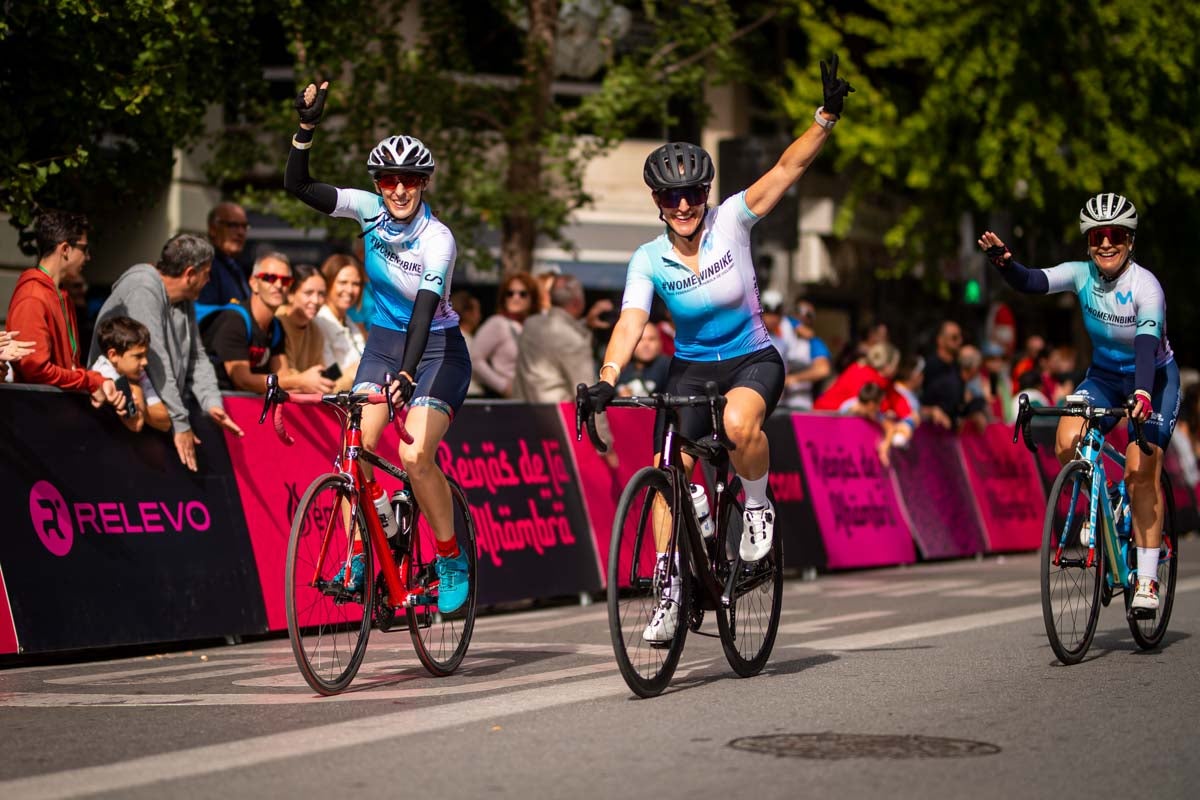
[958,423,1046,551]
[890,424,987,559]
[791,414,915,569]
[0,567,18,655]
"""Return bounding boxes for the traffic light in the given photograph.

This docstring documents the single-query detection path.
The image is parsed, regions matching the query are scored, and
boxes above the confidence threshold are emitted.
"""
[963,278,983,305]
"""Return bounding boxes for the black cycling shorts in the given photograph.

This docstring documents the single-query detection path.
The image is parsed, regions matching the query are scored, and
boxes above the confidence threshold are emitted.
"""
[354,325,472,418]
[654,345,785,453]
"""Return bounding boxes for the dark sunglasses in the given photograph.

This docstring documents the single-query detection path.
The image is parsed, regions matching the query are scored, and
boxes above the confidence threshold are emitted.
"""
[69,241,90,255]
[254,272,294,288]
[654,185,709,209]
[1087,226,1132,248]
[376,173,426,191]
[505,289,529,298]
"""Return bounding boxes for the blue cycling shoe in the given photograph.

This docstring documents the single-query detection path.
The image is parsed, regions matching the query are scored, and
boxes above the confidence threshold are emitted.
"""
[335,552,365,593]
[434,550,470,614]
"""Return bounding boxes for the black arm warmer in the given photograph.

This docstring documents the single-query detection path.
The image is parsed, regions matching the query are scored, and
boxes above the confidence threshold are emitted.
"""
[284,128,338,214]
[1134,334,1158,395]
[994,259,1049,294]
[400,289,441,377]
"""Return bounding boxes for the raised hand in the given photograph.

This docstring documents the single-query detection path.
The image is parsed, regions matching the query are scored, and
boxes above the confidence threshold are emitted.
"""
[820,54,855,116]
[977,230,1012,268]
[295,80,330,129]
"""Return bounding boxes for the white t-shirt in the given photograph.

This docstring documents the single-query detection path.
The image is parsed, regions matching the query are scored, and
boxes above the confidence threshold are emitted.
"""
[90,355,161,406]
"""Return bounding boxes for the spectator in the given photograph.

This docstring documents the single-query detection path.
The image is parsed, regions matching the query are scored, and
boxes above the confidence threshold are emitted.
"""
[7,210,125,412]
[1047,345,1079,404]
[781,299,833,411]
[960,344,989,413]
[60,273,95,358]
[815,341,912,424]
[198,201,251,306]
[90,233,243,471]
[532,263,560,312]
[450,289,485,397]
[982,341,1014,422]
[513,274,596,402]
[893,354,925,427]
[760,289,791,360]
[1169,382,1200,492]
[474,271,540,398]
[1011,368,1051,418]
[1011,333,1046,388]
[921,320,969,428]
[201,252,331,394]
[314,253,368,392]
[616,322,670,397]
[277,263,332,375]
[840,380,884,419]
[836,319,889,373]
[90,316,171,434]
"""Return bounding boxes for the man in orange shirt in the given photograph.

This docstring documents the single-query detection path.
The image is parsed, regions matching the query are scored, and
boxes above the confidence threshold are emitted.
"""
[7,211,124,412]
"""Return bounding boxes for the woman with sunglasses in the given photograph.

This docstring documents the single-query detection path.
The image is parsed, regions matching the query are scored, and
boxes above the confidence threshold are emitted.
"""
[284,80,473,613]
[472,272,541,398]
[583,56,853,641]
[978,193,1178,616]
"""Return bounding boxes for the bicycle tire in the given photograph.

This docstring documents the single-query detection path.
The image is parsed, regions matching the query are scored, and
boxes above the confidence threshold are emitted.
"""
[715,483,783,677]
[285,474,375,695]
[1127,472,1179,649]
[1041,461,1103,665]
[607,466,691,698]
[405,479,477,676]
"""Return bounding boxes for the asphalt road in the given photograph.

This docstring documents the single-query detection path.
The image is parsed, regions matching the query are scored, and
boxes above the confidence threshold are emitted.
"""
[2,551,1197,799]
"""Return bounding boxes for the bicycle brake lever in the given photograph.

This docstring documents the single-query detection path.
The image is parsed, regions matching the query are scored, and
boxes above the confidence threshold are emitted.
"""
[575,383,588,442]
[259,373,279,425]
[383,372,396,424]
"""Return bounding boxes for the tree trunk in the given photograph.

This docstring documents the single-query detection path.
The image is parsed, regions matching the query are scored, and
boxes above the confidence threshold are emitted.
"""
[501,0,558,276]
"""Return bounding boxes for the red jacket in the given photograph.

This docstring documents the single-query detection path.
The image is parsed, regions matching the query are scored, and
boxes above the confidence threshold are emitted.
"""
[814,362,912,419]
[6,267,104,393]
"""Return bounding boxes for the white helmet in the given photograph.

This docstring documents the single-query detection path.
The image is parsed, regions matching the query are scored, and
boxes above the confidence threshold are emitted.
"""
[367,135,436,177]
[1079,192,1137,234]
[760,289,784,313]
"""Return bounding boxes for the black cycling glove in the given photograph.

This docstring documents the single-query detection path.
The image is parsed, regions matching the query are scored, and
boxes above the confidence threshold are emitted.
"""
[985,244,1012,268]
[389,373,416,407]
[585,381,616,413]
[295,82,329,126]
[820,54,855,116]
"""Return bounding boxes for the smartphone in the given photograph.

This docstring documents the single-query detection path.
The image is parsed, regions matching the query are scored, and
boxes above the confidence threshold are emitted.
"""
[321,363,342,381]
[113,376,137,418]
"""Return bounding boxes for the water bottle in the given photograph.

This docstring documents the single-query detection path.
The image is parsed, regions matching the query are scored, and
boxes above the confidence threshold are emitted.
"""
[369,482,398,539]
[391,489,413,538]
[690,483,714,539]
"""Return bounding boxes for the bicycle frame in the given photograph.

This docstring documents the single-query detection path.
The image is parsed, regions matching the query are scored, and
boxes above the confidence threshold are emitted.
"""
[1064,426,1132,590]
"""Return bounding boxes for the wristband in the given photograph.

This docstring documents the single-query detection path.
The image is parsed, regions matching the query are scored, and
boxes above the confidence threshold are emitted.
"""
[814,107,838,130]
[600,361,621,379]
[291,135,313,151]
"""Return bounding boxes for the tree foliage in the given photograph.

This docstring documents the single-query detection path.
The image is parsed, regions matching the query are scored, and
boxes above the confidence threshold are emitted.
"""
[0,0,264,230]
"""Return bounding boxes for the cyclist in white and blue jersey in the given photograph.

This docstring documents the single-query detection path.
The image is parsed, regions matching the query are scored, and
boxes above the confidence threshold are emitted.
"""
[978,193,1178,614]
[586,56,853,641]
[284,81,471,613]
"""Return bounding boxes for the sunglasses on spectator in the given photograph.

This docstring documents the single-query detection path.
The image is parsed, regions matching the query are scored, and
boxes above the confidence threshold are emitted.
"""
[375,173,426,191]
[254,273,294,288]
[1086,226,1132,248]
[654,185,709,209]
[505,289,529,298]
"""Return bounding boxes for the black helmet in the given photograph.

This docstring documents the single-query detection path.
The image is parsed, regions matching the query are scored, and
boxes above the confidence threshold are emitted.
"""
[643,142,714,191]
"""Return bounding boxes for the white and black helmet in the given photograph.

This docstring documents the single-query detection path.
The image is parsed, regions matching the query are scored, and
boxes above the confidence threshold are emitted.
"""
[367,135,436,177]
[1079,192,1137,234]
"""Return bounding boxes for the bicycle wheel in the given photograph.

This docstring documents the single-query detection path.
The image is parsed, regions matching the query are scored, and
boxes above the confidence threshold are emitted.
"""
[405,479,477,676]
[715,483,783,677]
[1127,473,1179,649]
[285,474,375,695]
[1041,461,1103,665]
[607,466,691,698]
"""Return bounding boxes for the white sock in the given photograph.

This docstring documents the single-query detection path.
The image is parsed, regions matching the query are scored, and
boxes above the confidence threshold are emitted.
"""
[741,473,770,508]
[1137,547,1160,584]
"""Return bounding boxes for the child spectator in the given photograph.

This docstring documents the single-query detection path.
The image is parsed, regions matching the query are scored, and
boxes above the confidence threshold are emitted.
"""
[90,317,171,434]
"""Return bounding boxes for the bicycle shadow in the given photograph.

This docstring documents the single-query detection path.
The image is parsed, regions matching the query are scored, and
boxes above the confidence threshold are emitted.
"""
[1044,627,1191,666]
[632,652,839,700]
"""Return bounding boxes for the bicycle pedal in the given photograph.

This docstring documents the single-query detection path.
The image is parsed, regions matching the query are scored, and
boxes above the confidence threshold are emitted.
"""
[1127,606,1157,622]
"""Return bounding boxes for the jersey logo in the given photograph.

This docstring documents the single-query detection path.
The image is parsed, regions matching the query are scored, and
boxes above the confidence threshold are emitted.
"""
[1116,290,1133,304]
[1137,319,1157,329]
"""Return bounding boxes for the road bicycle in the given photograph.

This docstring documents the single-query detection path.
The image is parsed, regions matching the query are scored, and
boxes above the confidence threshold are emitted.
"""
[576,382,783,698]
[259,374,478,694]
[1013,393,1178,665]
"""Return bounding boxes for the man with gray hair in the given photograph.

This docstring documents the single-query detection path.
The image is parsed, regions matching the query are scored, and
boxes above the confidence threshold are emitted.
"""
[90,234,244,472]
[513,273,600,403]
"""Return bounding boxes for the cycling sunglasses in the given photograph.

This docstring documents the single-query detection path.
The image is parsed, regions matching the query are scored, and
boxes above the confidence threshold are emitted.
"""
[254,272,294,288]
[375,173,426,192]
[654,185,709,209]
[1087,225,1132,248]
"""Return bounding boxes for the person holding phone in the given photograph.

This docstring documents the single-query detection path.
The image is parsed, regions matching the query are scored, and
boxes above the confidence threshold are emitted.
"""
[89,316,171,434]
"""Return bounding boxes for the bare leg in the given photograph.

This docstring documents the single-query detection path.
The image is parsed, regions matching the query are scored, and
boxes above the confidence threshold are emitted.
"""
[1125,442,1164,549]
[725,387,769,480]
[1054,416,1085,466]
[398,406,455,543]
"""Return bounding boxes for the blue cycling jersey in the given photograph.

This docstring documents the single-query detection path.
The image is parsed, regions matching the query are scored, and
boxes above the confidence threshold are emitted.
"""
[1043,260,1173,374]
[332,189,459,333]
[621,192,771,361]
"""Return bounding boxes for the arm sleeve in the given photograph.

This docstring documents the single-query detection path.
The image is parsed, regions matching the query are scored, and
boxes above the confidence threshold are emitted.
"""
[284,128,338,215]
[1134,334,1158,394]
[993,259,1050,294]
[400,290,440,377]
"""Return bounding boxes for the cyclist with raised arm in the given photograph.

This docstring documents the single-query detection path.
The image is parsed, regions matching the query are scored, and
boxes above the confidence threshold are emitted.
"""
[978,193,1178,615]
[285,81,472,613]
[584,56,853,641]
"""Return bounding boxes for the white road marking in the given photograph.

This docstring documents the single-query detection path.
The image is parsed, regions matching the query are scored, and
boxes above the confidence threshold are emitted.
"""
[944,579,1039,598]
[478,608,611,633]
[778,611,895,636]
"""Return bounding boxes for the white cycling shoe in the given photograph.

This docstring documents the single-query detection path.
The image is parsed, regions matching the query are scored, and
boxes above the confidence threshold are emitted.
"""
[642,601,678,643]
[740,501,775,562]
[1130,577,1160,615]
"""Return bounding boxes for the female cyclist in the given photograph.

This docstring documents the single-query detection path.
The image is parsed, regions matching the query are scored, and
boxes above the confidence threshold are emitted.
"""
[585,56,853,640]
[285,81,472,613]
[978,193,1178,615]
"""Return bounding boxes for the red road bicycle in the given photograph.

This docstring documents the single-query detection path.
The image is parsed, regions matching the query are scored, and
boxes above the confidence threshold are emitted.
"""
[259,374,478,695]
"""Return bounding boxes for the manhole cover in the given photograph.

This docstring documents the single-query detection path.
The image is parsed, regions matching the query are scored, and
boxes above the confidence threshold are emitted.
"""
[729,733,1001,760]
